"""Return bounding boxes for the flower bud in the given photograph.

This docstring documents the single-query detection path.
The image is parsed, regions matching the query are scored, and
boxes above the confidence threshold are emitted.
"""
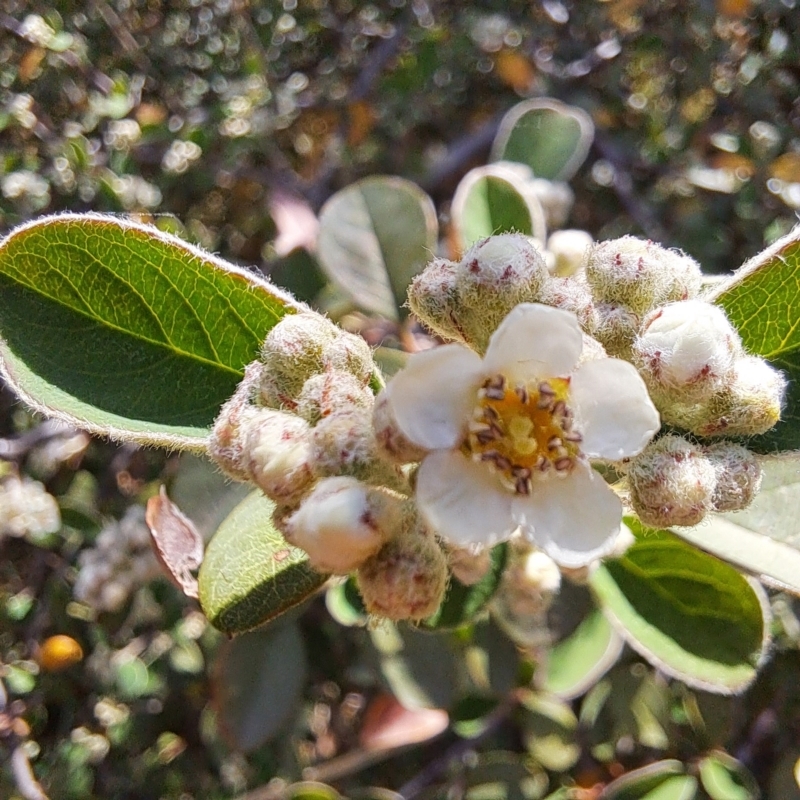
[282,477,398,574]
[538,273,596,332]
[530,178,574,229]
[628,435,717,528]
[546,229,593,277]
[243,408,314,504]
[690,356,786,438]
[260,312,340,406]
[447,544,492,586]
[321,332,374,384]
[372,391,427,465]
[296,369,374,425]
[408,234,548,353]
[586,237,701,314]
[593,302,641,359]
[357,527,448,621]
[633,300,741,404]
[208,363,263,481]
[704,442,762,512]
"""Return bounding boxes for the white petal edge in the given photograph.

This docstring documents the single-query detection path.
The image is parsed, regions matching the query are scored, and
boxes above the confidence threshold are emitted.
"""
[483,303,583,380]
[385,344,483,450]
[513,464,622,568]
[416,450,517,546]
[571,358,660,460]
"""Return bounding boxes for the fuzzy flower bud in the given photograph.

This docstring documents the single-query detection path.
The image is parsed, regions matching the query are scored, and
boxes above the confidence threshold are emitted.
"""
[447,544,493,586]
[687,356,786,438]
[628,435,717,528]
[546,229,593,277]
[586,236,702,314]
[243,408,314,504]
[633,300,742,404]
[593,302,641,359]
[296,369,374,425]
[530,178,574,229]
[208,363,263,482]
[372,391,427,465]
[282,477,399,574]
[705,442,762,512]
[259,312,373,408]
[538,272,596,332]
[357,527,448,621]
[311,407,405,491]
[408,234,548,352]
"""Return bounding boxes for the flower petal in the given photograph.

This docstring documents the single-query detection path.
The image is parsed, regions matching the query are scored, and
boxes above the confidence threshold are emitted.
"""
[483,303,583,380]
[385,344,484,450]
[513,465,622,568]
[571,358,660,460]
[417,450,516,546]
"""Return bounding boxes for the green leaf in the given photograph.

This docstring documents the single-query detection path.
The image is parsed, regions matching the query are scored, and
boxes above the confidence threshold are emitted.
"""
[677,457,800,595]
[317,176,438,320]
[491,99,594,181]
[423,543,508,630]
[198,491,327,634]
[0,214,300,449]
[709,228,800,453]
[214,620,307,752]
[699,752,760,800]
[590,520,769,694]
[538,610,624,701]
[600,762,697,800]
[451,164,546,251]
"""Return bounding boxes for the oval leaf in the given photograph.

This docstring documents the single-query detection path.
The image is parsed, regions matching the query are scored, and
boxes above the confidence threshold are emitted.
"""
[214,620,307,752]
[317,176,438,320]
[538,610,624,701]
[198,491,327,634]
[678,456,800,595]
[590,520,769,694]
[491,98,594,181]
[423,542,508,630]
[708,226,800,453]
[0,214,301,449]
[601,761,696,800]
[451,164,547,251]
[699,752,760,800]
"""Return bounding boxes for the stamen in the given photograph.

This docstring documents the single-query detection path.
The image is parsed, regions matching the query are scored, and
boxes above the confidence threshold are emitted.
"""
[515,385,529,404]
[547,436,562,450]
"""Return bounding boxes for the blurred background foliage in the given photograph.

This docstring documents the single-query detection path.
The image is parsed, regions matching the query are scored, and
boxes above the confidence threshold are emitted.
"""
[3,0,800,798]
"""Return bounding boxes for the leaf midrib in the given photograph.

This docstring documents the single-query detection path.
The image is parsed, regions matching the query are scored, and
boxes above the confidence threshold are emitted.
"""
[1,244,244,378]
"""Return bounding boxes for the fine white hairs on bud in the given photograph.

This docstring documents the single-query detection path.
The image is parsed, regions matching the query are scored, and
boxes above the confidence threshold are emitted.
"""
[281,477,399,574]
[243,408,314,504]
[208,362,263,482]
[634,300,742,404]
[538,272,596,332]
[296,369,374,425]
[687,356,787,438]
[311,408,406,490]
[546,229,593,277]
[408,234,549,353]
[593,302,641,359]
[585,236,702,314]
[372,390,427,465]
[705,442,762,513]
[356,526,448,621]
[627,435,717,528]
[259,312,374,408]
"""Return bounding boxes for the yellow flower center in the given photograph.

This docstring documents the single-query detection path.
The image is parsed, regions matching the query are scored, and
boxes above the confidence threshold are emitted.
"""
[464,374,583,495]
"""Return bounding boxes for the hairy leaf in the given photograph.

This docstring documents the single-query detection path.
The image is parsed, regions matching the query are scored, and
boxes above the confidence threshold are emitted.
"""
[198,491,327,634]
[0,214,300,449]
[590,521,769,694]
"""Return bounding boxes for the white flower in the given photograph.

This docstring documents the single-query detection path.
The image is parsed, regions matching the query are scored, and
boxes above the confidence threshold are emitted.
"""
[377,303,660,567]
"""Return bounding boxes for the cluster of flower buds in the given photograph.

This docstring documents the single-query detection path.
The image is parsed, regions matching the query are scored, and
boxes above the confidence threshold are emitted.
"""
[627,435,763,528]
[0,474,60,541]
[73,506,161,613]
[208,310,450,620]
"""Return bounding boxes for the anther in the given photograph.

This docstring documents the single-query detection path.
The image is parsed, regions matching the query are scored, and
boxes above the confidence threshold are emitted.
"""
[485,386,506,401]
[511,466,532,480]
[552,400,567,417]
[539,381,556,396]
[564,431,583,443]
[537,396,554,410]
[547,436,562,450]
[475,427,501,445]
[555,457,574,472]
[515,385,529,404]
[515,476,533,495]
[536,456,550,472]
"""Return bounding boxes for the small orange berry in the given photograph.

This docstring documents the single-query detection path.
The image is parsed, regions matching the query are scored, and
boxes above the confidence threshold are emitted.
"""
[38,635,83,672]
